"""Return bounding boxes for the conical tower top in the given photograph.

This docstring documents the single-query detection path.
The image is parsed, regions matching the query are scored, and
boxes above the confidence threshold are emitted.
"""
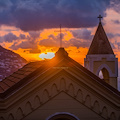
[87,15,114,55]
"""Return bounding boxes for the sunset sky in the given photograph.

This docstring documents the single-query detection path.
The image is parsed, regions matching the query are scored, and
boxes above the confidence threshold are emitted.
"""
[0,0,120,86]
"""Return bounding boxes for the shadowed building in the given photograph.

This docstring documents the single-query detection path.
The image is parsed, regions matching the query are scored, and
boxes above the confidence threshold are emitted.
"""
[0,17,120,120]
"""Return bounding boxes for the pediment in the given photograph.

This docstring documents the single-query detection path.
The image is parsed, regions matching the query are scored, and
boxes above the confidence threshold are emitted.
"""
[0,72,119,120]
[21,92,105,120]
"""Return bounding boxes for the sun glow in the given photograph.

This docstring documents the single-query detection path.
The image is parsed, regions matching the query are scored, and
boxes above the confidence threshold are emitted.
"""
[39,52,55,60]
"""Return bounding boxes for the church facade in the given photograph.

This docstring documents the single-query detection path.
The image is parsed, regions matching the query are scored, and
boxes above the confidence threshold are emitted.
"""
[0,19,120,120]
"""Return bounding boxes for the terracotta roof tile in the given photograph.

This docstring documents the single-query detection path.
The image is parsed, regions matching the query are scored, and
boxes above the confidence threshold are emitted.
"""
[0,61,45,94]
[3,78,15,87]
[0,87,4,93]
[11,73,27,79]
[5,76,19,83]
[15,70,26,75]
[0,81,9,91]
[8,76,21,83]
[24,71,33,75]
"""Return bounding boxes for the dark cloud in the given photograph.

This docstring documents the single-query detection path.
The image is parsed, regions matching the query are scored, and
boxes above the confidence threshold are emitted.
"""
[107,33,115,39]
[0,0,111,31]
[39,32,91,48]
[66,38,91,48]
[39,34,60,47]
[10,40,41,53]
[0,33,28,43]
[107,33,120,39]
[112,20,120,24]
[19,34,26,39]
[110,0,120,13]
[10,31,41,53]
[28,31,40,39]
[4,33,18,42]
[10,40,37,50]
[0,0,12,11]
[71,29,93,40]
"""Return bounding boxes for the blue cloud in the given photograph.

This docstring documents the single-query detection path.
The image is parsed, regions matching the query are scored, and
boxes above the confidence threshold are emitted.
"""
[0,0,112,31]
[4,33,18,42]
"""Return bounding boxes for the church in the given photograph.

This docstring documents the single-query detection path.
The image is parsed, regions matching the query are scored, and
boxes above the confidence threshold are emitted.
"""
[0,16,120,120]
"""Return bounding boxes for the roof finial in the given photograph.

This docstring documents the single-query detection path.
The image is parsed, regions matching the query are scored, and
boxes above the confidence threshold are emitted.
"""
[54,24,66,48]
[97,15,103,23]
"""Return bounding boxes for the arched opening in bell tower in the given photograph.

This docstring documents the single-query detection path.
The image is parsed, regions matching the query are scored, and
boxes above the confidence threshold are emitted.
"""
[98,68,109,83]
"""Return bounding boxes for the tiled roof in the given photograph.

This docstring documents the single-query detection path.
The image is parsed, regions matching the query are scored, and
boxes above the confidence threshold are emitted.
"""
[0,48,119,99]
[87,22,114,55]
[0,61,46,93]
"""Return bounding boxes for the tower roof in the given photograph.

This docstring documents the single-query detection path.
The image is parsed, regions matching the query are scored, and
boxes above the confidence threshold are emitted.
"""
[87,22,114,55]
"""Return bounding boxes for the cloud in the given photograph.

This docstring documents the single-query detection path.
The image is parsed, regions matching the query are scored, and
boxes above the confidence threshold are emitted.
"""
[39,34,60,47]
[0,0,12,11]
[9,31,41,53]
[70,29,93,40]
[4,33,18,42]
[115,42,120,49]
[110,0,120,13]
[105,33,120,50]
[19,34,26,39]
[68,38,91,48]
[39,31,92,49]
[0,0,111,31]
[0,32,18,43]
[0,32,32,43]
[29,31,40,38]
[112,20,120,24]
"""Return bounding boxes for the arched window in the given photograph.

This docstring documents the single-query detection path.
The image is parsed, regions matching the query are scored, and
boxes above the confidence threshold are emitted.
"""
[46,112,79,120]
[98,68,109,83]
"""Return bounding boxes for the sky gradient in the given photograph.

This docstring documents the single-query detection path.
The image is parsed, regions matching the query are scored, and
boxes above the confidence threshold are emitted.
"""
[0,0,120,90]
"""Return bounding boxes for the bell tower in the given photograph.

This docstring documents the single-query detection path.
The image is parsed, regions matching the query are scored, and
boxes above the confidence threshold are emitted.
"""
[84,15,118,89]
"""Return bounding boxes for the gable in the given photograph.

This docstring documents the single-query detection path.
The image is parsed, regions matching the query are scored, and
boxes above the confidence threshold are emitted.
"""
[22,92,105,120]
[0,71,119,120]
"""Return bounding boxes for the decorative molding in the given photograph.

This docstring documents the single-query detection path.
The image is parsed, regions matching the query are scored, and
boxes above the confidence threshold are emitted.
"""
[101,106,108,119]
[16,107,24,120]
[8,114,14,120]
[93,100,100,114]
[25,101,33,115]
[1,78,117,120]
[34,95,41,109]
[110,112,116,120]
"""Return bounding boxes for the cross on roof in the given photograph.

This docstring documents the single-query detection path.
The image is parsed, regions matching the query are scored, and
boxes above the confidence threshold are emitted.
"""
[54,24,66,48]
[98,15,103,23]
